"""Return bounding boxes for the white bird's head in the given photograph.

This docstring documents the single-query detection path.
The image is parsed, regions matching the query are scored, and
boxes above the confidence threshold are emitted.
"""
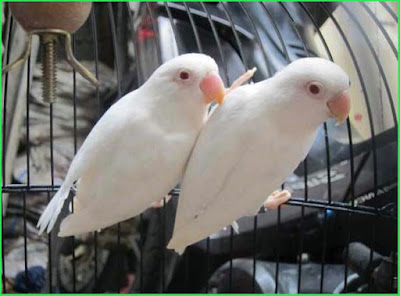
[146,53,225,105]
[275,58,351,126]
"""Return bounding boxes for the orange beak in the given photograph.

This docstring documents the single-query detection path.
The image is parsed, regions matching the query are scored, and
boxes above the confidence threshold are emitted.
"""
[327,91,351,125]
[199,71,225,105]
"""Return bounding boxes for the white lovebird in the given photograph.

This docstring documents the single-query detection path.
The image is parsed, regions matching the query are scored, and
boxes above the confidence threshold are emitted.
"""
[168,58,351,254]
[37,53,227,237]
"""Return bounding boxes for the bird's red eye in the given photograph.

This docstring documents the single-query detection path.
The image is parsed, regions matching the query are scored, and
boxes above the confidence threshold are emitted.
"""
[179,71,190,80]
[309,83,320,95]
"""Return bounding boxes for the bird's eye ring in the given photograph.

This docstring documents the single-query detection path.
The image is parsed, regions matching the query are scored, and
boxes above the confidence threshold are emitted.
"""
[179,71,190,80]
[307,82,324,97]
[309,83,320,94]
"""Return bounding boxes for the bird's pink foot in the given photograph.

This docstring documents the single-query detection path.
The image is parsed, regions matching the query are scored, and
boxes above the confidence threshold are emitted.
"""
[151,195,172,208]
[263,190,291,210]
[120,273,135,293]
[226,67,257,96]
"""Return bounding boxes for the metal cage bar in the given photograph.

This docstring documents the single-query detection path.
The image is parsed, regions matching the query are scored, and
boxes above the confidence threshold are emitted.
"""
[341,3,397,128]
[198,3,233,291]
[89,7,100,288]
[1,9,14,294]
[297,3,354,292]
[70,34,78,293]
[380,2,398,23]
[360,3,398,60]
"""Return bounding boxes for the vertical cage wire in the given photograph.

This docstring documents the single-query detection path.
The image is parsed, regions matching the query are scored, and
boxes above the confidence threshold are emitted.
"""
[2,10,12,184]
[107,3,125,292]
[319,4,379,291]
[124,3,146,292]
[197,2,234,291]
[179,4,203,291]
[294,5,314,291]
[1,9,14,294]
[381,2,398,21]
[46,191,52,292]
[23,41,31,291]
[338,4,397,290]
[342,3,397,127]
[361,3,398,58]
[1,1,397,294]
[239,3,272,77]
[144,3,166,292]
[89,8,99,289]
[22,192,28,290]
[277,2,321,292]
[107,0,122,264]
[71,35,77,293]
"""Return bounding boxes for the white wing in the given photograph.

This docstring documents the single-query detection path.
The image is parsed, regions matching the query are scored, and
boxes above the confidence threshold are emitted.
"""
[38,92,141,234]
[168,83,316,253]
[38,90,197,236]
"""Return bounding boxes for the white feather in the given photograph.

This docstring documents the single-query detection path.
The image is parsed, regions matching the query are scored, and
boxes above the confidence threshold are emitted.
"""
[168,58,350,252]
[37,54,219,236]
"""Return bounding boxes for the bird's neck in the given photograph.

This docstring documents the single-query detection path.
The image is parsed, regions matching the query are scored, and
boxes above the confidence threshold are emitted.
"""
[279,102,322,133]
[160,100,209,132]
[256,80,323,134]
[144,87,209,132]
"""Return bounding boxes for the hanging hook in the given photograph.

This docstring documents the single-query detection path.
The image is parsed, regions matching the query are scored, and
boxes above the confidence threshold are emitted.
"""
[2,32,32,75]
[64,33,100,87]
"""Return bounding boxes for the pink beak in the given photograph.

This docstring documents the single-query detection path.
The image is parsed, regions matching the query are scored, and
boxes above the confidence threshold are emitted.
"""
[327,91,351,125]
[199,71,225,105]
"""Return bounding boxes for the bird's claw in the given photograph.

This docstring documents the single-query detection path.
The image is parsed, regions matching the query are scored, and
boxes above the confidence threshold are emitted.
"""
[264,190,291,210]
[226,67,257,96]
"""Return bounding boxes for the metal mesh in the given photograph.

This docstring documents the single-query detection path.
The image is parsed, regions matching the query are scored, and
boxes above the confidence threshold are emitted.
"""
[1,2,397,293]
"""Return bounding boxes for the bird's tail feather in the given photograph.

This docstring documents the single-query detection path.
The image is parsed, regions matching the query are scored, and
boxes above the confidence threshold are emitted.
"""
[37,181,72,235]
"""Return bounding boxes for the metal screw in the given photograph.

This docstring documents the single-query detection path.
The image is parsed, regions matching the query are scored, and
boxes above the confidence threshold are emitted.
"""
[2,29,100,104]
[40,34,58,103]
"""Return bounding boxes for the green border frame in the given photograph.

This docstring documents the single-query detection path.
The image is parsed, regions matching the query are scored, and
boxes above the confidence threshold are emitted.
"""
[0,0,398,295]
